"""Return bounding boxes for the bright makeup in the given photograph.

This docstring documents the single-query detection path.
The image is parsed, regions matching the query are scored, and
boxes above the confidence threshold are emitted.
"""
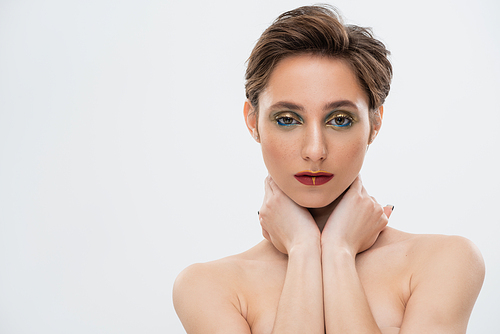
[294,170,334,186]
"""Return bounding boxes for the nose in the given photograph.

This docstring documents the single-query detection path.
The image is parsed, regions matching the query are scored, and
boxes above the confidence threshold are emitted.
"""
[301,124,327,162]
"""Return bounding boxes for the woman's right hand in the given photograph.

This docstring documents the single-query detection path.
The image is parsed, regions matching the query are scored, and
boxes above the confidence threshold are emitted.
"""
[258,176,320,254]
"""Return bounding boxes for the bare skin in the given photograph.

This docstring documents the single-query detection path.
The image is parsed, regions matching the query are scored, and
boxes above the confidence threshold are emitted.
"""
[173,55,485,333]
[173,185,484,334]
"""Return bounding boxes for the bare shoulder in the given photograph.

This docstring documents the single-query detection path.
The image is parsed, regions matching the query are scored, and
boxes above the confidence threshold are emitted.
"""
[173,258,239,302]
[172,253,247,319]
[377,227,484,272]
[173,241,278,333]
[173,240,280,297]
[395,229,484,275]
[174,251,247,287]
[377,228,485,332]
[408,232,485,290]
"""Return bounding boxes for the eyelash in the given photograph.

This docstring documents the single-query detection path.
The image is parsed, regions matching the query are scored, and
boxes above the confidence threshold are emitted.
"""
[274,113,354,128]
[327,114,354,128]
[276,116,301,126]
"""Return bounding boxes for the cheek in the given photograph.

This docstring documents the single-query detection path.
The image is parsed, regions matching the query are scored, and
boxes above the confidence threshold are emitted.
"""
[332,133,369,174]
[345,123,371,156]
[261,137,293,172]
[259,121,297,164]
[347,138,368,158]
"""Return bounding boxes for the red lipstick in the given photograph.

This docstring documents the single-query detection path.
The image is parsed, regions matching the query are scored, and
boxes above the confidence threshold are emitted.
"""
[294,170,334,186]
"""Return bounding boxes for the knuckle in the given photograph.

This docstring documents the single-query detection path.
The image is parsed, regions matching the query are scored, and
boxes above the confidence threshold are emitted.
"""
[352,192,363,203]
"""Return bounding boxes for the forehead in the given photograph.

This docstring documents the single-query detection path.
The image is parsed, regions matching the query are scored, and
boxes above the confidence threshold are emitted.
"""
[259,54,369,112]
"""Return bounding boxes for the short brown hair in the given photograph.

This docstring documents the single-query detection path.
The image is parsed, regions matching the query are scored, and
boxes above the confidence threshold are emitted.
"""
[245,5,392,113]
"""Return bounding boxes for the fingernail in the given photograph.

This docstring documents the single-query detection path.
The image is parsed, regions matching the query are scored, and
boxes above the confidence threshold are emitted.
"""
[257,211,260,215]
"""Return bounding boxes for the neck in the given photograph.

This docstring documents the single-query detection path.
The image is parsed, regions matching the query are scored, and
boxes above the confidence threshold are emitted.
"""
[307,192,345,232]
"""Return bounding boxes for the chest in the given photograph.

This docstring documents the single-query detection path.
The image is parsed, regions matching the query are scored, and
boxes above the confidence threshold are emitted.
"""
[241,250,411,334]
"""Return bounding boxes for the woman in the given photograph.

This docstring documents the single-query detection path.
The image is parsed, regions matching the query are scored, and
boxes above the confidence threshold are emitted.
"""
[173,5,484,333]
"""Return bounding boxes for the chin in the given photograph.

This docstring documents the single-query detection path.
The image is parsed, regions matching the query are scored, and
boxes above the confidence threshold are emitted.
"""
[290,193,339,209]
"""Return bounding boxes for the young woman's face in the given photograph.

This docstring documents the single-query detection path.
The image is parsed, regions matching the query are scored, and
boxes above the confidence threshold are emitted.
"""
[245,54,382,208]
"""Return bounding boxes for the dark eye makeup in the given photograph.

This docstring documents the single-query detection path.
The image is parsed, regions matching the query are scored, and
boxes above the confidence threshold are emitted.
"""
[272,111,302,127]
[271,110,356,129]
[326,113,354,128]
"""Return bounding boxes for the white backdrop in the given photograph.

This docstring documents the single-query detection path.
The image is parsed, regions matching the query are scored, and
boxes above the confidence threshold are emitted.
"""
[0,0,499,333]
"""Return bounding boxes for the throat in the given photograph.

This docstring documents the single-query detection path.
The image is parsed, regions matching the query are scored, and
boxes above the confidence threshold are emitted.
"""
[306,189,347,232]
[307,200,337,232]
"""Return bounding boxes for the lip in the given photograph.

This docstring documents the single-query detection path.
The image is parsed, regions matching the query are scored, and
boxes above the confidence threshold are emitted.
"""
[294,170,334,186]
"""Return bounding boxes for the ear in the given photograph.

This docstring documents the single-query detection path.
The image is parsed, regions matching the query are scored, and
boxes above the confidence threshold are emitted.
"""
[244,100,260,143]
[369,105,384,144]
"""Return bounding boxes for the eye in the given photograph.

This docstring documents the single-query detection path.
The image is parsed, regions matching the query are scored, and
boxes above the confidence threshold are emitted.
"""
[276,116,300,126]
[327,114,353,128]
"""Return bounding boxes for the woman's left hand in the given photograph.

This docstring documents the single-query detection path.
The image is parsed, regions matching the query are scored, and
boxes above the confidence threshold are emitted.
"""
[321,175,393,255]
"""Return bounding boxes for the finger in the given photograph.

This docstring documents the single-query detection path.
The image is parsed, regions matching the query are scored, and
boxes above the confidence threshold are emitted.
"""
[349,175,363,193]
[264,175,274,196]
[384,205,395,219]
[262,227,271,242]
[268,176,286,196]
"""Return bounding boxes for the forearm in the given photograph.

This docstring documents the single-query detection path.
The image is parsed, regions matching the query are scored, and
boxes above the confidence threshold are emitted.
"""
[322,246,381,334]
[271,241,324,334]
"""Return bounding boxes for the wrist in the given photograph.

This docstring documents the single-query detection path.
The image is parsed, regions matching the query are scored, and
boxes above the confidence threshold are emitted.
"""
[289,237,322,257]
[321,240,356,260]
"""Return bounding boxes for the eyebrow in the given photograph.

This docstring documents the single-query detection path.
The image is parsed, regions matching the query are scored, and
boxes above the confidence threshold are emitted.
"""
[268,100,358,112]
[323,100,359,111]
[268,101,305,112]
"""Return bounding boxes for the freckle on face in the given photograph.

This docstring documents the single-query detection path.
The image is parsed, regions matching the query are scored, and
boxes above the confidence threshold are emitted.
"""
[257,55,372,208]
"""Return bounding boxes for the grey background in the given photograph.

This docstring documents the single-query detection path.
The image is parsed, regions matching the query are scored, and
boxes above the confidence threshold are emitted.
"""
[0,0,499,332]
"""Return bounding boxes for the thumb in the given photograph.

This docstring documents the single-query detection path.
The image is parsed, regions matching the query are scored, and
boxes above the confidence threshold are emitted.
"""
[384,205,395,219]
